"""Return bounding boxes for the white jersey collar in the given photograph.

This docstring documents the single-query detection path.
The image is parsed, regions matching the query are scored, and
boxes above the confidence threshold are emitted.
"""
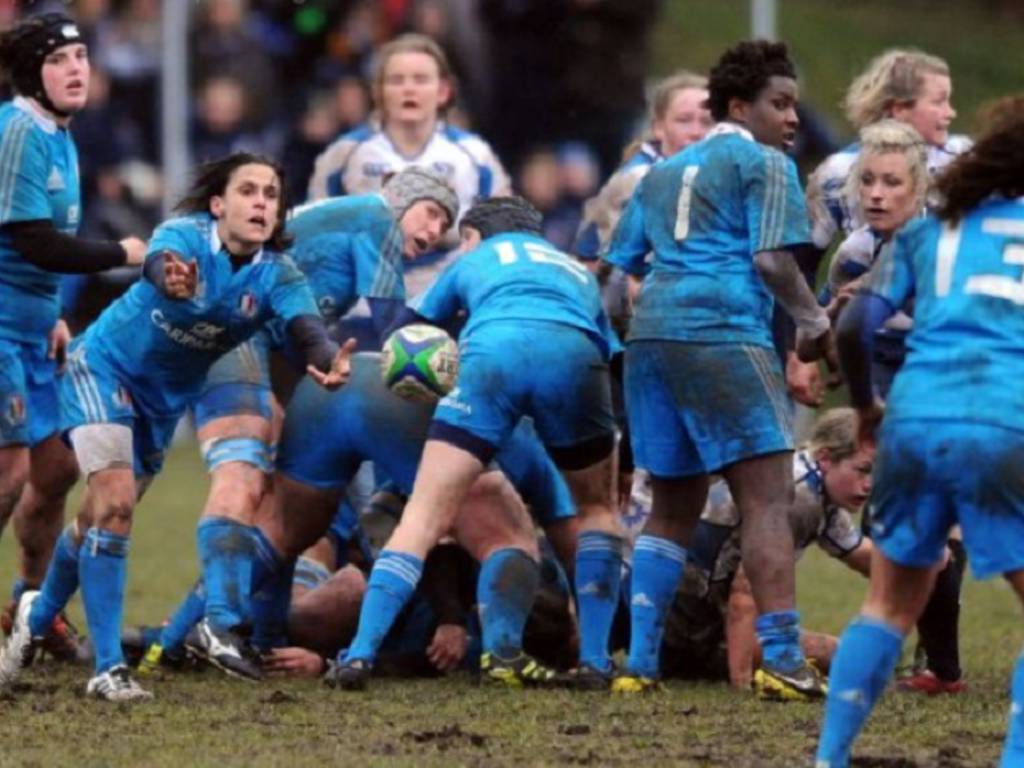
[705,121,755,143]
[13,96,58,135]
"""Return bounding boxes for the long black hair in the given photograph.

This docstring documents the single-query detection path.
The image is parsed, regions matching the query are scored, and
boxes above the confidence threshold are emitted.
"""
[175,152,292,251]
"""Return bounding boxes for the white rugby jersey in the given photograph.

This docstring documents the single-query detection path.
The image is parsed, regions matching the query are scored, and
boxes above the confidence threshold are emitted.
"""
[826,225,912,332]
[807,134,972,249]
[307,120,511,219]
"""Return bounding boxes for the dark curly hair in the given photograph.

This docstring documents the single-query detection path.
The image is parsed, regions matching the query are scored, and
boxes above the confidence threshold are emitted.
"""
[707,40,797,122]
[175,152,292,252]
[460,196,543,239]
[934,96,1024,223]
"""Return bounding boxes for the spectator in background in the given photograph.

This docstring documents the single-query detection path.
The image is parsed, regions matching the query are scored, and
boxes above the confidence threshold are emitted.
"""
[191,0,283,128]
[479,0,661,178]
[191,75,273,163]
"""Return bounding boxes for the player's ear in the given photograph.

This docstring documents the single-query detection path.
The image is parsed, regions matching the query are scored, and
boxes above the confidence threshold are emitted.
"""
[815,448,833,473]
[727,96,750,125]
[209,194,225,219]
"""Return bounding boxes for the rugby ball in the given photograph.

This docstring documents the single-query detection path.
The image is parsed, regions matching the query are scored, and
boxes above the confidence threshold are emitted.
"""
[381,323,459,403]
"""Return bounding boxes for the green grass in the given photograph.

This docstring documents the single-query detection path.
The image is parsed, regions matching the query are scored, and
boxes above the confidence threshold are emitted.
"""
[653,0,1024,140]
[0,441,1020,766]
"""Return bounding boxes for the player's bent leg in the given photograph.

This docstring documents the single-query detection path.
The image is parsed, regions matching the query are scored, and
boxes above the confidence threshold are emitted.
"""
[12,435,78,591]
[615,473,707,693]
[452,473,558,687]
[816,550,936,766]
[193,416,273,680]
[329,440,485,690]
[557,446,623,689]
[0,445,29,538]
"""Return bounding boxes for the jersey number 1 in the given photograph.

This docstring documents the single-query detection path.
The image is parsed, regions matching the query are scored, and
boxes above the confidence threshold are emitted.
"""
[674,165,700,241]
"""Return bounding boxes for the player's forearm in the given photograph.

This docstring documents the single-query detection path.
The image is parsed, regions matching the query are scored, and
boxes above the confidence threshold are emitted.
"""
[5,219,127,273]
[286,315,339,374]
[835,293,895,408]
[753,249,830,337]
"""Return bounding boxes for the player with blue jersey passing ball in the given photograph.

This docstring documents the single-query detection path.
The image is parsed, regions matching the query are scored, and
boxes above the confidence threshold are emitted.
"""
[329,196,624,690]
[0,12,148,654]
[816,96,1024,767]
[0,152,353,702]
[605,40,835,699]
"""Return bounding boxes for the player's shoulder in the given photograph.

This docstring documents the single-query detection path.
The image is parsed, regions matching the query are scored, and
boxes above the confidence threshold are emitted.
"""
[439,123,499,160]
[154,213,212,246]
[813,142,860,183]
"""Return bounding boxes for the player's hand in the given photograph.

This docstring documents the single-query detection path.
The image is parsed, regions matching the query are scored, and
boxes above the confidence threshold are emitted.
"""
[119,236,148,267]
[795,326,840,388]
[855,400,885,451]
[785,352,824,407]
[163,253,199,300]
[307,337,357,391]
[262,647,325,678]
[47,319,70,373]
[426,623,468,672]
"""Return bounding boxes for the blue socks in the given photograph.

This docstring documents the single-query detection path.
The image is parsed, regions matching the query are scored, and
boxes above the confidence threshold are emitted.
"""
[626,534,687,678]
[28,525,81,637]
[197,517,256,632]
[250,527,294,651]
[816,615,904,767]
[78,527,130,673]
[478,548,539,658]
[575,530,623,674]
[343,550,423,664]
[1002,653,1024,767]
[159,581,207,655]
[756,609,805,672]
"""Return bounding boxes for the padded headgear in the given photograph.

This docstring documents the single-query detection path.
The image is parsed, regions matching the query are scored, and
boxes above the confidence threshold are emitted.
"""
[381,167,459,225]
[0,13,83,116]
[460,196,543,240]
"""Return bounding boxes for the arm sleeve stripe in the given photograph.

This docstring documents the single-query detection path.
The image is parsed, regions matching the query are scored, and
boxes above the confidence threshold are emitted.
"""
[0,117,32,222]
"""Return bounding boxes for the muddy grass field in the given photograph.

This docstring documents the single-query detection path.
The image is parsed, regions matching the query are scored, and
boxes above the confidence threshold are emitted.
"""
[0,445,1018,767]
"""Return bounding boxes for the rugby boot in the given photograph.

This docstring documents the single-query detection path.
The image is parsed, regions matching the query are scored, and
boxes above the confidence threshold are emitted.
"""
[479,651,561,688]
[188,618,263,681]
[896,669,967,696]
[754,659,828,701]
[324,657,372,691]
[565,662,615,691]
[0,591,40,689]
[85,664,153,702]
[611,672,663,694]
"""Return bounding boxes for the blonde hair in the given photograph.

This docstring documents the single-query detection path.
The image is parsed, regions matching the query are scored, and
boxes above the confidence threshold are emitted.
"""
[371,33,453,118]
[624,70,708,161]
[806,408,859,463]
[844,119,930,211]
[844,49,950,130]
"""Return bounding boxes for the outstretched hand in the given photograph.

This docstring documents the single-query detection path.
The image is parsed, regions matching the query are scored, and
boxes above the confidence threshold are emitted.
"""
[163,253,199,300]
[307,337,357,390]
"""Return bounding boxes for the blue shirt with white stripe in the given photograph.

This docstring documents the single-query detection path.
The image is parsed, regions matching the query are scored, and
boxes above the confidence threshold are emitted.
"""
[865,198,1024,432]
[286,193,405,325]
[0,97,81,343]
[605,123,810,348]
[75,213,319,416]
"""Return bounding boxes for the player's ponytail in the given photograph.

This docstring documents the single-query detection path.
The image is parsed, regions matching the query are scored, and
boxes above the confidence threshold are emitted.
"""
[934,96,1024,223]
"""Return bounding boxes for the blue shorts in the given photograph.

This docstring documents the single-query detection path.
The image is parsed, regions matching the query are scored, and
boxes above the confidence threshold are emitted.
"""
[625,340,792,478]
[193,339,272,428]
[871,419,1024,579]
[434,321,615,454]
[61,342,179,477]
[0,338,60,447]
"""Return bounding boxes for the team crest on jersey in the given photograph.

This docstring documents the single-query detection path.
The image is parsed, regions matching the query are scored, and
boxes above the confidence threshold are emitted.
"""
[4,394,25,427]
[46,166,65,191]
[238,292,259,318]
